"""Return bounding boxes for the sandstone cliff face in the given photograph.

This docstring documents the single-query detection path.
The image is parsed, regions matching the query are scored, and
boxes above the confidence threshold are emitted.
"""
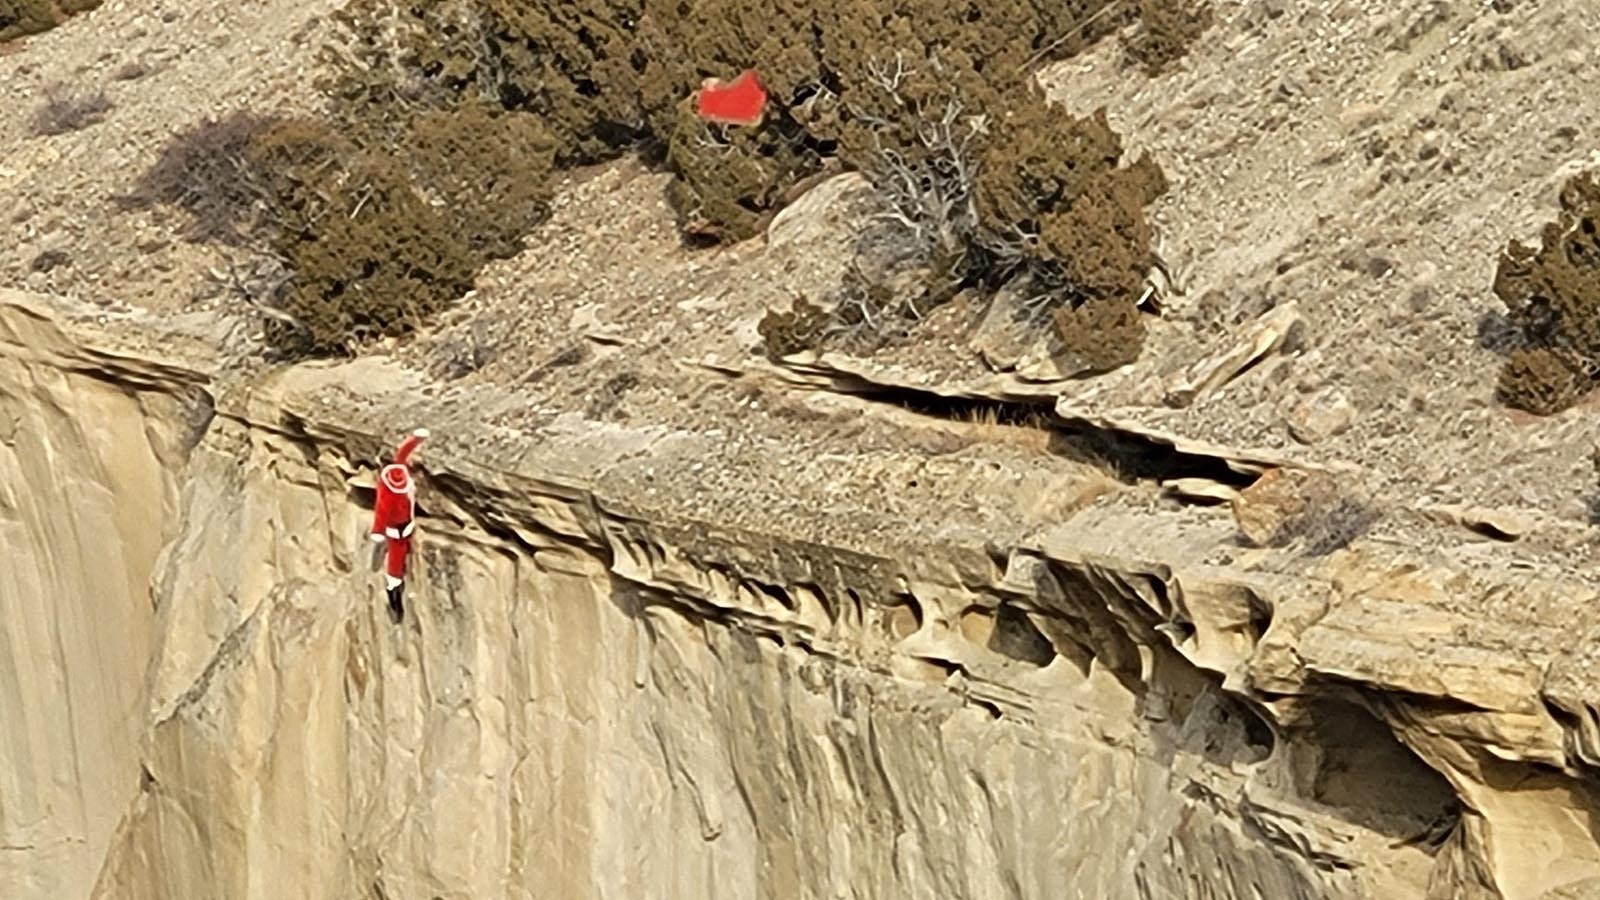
[4,289,1600,899]
[0,299,202,899]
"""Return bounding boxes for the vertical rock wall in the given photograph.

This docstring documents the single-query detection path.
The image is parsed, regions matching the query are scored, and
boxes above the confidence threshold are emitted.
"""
[0,305,196,900]
[5,294,1598,899]
[79,411,1390,899]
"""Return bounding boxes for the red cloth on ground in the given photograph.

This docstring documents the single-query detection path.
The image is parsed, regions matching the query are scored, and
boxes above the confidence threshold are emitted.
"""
[696,69,767,126]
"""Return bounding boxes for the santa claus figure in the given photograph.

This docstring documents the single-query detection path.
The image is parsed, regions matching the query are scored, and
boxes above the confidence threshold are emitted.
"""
[371,428,428,621]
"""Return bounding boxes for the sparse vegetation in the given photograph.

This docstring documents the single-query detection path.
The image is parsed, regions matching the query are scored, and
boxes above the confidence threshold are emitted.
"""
[665,98,823,242]
[399,104,556,258]
[1,0,54,41]
[29,248,70,272]
[1053,296,1148,372]
[1494,171,1600,414]
[755,44,1169,362]
[132,114,496,354]
[1498,346,1590,415]
[135,0,1212,360]
[959,405,1057,454]
[757,296,836,358]
[1284,497,1380,557]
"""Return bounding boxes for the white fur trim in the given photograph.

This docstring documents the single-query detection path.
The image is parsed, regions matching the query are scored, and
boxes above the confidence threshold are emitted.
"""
[384,527,402,540]
[369,533,385,543]
[400,521,416,538]
[413,428,430,439]
[384,574,403,589]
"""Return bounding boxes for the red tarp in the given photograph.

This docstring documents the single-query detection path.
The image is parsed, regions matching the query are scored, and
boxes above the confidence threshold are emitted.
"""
[695,69,768,126]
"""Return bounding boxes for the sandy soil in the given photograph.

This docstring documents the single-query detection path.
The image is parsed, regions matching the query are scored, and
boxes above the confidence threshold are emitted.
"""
[0,0,338,312]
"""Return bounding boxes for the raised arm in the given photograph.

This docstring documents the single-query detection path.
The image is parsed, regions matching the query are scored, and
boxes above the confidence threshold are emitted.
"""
[393,428,430,466]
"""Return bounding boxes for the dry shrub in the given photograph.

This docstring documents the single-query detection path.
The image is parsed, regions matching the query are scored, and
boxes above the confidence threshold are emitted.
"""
[664,98,824,242]
[1052,296,1145,373]
[319,8,562,257]
[271,168,474,354]
[1285,498,1380,557]
[140,0,1214,360]
[971,86,1167,369]
[137,115,480,355]
[1494,171,1600,413]
[765,80,985,356]
[633,0,823,142]
[634,0,835,239]
[641,0,1070,246]
[960,405,1056,454]
[1,0,58,41]
[244,120,475,354]
[238,120,364,237]
[769,71,1167,362]
[319,0,478,140]
[402,104,556,257]
[324,0,1204,247]
[820,0,1132,112]
[1235,468,1378,557]
[757,296,834,358]
[1497,346,1590,415]
[30,248,70,272]
[327,0,646,162]
[130,112,284,244]
[976,91,1168,298]
[139,84,555,355]
[318,0,1202,262]
[31,85,111,136]
[1,0,101,41]
[480,0,648,157]
[1124,0,1213,74]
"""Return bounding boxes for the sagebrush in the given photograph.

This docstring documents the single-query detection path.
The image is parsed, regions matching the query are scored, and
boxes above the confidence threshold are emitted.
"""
[137,105,550,355]
[139,0,1211,360]
[1,0,101,41]
[1495,171,1600,414]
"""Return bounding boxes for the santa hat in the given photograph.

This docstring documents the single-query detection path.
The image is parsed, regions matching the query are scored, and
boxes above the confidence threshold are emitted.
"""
[381,463,412,493]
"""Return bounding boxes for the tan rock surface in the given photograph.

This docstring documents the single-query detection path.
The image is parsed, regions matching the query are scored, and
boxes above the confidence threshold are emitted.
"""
[6,288,1600,899]
[7,1,1600,898]
[0,297,210,900]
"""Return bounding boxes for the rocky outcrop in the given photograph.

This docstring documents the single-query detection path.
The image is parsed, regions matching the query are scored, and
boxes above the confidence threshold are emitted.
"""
[4,289,1600,899]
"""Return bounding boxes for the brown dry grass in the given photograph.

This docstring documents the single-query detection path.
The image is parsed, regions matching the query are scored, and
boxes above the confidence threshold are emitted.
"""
[959,405,1058,454]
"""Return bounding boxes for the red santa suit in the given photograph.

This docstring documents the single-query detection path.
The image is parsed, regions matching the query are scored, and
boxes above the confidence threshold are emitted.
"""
[371,428,427,619]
